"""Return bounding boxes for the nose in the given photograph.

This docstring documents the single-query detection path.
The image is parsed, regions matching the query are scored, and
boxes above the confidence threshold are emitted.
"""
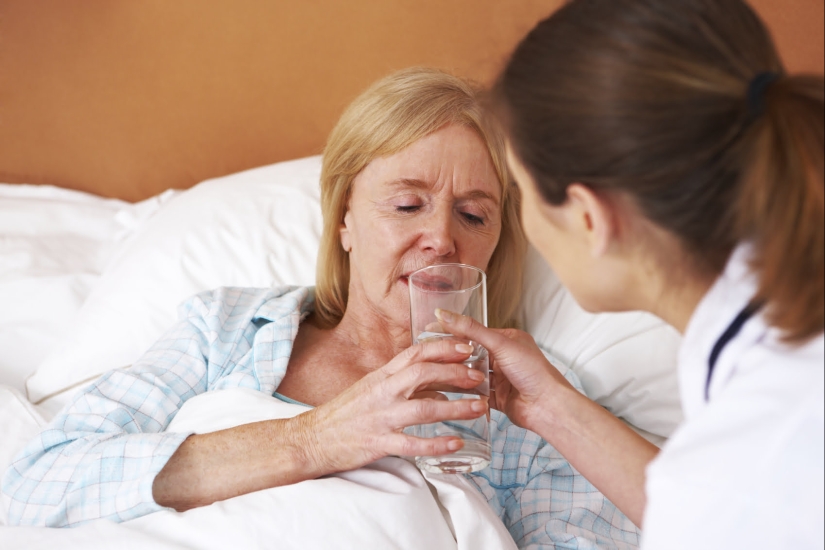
[419,206,456,258]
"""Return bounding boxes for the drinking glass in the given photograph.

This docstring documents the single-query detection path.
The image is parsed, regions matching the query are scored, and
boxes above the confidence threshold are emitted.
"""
[405,263,490,474]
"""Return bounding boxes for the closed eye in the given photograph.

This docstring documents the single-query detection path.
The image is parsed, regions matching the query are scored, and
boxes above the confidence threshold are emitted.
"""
[462,212,485,226]
[396,205,421,213]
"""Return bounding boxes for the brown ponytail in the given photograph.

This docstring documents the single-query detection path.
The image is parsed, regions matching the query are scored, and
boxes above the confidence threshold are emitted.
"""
[495,0,824,343]
[738,76,824,342]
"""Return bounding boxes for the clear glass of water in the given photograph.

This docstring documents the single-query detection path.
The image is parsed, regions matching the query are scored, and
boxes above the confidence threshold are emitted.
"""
[405,263,490,474]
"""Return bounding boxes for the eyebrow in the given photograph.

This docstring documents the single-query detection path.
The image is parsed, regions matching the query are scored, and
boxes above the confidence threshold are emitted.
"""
[386,178,430,191]
[386,178,500,205]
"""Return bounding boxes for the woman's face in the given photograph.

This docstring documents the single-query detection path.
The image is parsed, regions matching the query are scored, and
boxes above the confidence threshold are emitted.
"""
[506,143,714,320]
[340,124,502,328]
[505,144,608,312]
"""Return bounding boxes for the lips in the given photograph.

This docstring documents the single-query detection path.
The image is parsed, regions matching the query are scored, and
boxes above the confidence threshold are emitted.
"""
[400,264,454,288]
[399,269,422,284]
[401,265,433,280]
[415,277,454,291]
[404,271,456,292]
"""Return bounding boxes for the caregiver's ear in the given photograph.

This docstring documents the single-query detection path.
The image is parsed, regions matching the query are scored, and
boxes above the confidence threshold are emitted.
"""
[339,210,353,253]
[564,183,617,257]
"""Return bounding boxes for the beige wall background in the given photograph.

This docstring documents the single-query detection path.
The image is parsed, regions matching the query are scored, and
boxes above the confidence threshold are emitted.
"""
[0,1,822,201]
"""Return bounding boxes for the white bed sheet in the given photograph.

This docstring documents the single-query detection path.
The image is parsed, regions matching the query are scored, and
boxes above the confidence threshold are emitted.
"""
[0,387,518,549]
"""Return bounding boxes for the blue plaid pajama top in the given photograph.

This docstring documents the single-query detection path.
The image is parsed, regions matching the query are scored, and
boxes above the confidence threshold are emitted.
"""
[3,286,639,548]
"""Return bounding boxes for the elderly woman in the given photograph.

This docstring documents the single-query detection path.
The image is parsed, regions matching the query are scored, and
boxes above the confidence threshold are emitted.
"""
[4,68,638,547]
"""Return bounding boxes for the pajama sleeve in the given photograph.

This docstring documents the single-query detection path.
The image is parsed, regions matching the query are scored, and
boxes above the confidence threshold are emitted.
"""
[2,288,251,527]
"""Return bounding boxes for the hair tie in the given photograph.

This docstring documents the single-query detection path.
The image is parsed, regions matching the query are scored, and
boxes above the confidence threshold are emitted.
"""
[746,72,780,118]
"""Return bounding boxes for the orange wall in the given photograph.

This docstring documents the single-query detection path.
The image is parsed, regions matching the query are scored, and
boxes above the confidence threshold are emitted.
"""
[0,0,821,201]
[751,0,824,75]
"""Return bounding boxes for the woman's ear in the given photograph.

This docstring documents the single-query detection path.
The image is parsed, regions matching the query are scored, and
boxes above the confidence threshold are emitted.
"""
[564,183,618,257]
[339,210,353,252]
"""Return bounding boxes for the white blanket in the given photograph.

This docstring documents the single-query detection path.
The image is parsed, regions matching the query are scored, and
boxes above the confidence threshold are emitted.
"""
[0,387,517,550]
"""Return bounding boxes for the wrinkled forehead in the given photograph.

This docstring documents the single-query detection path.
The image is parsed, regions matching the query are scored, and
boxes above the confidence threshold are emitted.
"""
[351,125,503,203]
[381,177,500,206]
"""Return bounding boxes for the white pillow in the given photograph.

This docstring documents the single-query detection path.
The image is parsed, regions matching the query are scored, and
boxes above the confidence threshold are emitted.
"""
[0,184,172,392]
[27,157,323,403]
[27,155,681,441]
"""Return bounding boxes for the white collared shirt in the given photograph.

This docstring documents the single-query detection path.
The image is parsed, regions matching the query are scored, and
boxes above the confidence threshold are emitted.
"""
[642,246,824,549]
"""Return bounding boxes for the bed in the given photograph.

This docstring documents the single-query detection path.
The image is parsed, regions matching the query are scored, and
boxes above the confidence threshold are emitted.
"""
[0,1,821,548]
[0,156,684,548]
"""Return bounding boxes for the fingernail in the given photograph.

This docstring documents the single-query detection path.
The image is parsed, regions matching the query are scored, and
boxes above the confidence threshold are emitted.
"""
[434,308,454,323]
[467,369,484,381]
[471,399,486,413]
[455,343,473,354]
[447,439,463,451]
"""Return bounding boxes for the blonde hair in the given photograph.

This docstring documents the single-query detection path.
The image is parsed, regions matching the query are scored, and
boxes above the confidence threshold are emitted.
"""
[314,67,525,329]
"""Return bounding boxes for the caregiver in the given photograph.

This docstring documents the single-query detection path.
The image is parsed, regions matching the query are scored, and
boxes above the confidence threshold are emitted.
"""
[438,0,824,548]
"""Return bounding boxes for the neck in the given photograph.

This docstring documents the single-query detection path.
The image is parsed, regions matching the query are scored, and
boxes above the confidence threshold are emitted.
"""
[324,298,411,371]
[606,215,718,333]
[647,272,715,334]
[630,247,718,334]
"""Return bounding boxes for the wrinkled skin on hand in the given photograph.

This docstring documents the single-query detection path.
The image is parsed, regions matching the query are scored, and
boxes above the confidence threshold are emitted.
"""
[299,337,488,474]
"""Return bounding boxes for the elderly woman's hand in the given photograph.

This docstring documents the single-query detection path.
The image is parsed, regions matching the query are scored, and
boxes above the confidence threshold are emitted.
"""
[296,337,488,475]
[432,309,577,432]
[153,337,486,512]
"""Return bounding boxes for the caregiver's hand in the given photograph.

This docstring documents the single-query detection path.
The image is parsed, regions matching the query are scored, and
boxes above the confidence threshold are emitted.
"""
[298,337,488,475]
[435,308,658,528]
[433,308,576,432]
